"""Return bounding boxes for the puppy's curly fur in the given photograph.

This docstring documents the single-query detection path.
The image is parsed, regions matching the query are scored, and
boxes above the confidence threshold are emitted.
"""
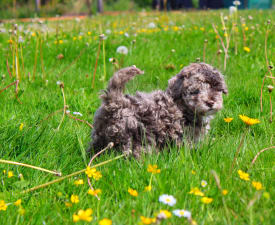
[88,63,227,158]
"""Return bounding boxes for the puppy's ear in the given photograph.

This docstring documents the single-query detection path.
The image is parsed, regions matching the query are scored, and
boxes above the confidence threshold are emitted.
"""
[222,82,228,95]
[167,74,184,99]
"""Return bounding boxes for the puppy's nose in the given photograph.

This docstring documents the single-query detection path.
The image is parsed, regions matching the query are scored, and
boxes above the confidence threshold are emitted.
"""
[205,100,214,108]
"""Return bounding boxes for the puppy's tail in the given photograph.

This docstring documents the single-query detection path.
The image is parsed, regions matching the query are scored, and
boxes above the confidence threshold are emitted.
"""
[101,66,144,101]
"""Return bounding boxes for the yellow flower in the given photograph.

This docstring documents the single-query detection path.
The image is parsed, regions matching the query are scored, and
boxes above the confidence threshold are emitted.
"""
[200,27,205,31]
[252,181,263,190]
[173,26,179,31]
[59,40,63,44]
[147,164,160,174]
[201,197,213,204]
[73,37,77,41]
[3,170,6,174]
[65,202,72,207]
[8,171,14,178]
[14,199,22,206]
[245,27,249,31]
[85,166,102,180]
[238,170,250,181]
[239,115,260,125]
[144,185,152,192]
[243,47,251,53]
[222,189,228,195]
[189,187,204,196]
[99,218,112,225]
[191,170,196,175]
[87,31,92,35]
[54,40,58,44]
[31,32,36,37]
[78,36,83,40]
[224,118,233,123]
[88,189,101,196]
[0,200,7,211]
[128,188,138,197]
[140,216,156,224]
[73,208,93,222]
[224,33,228,37]
[74,179,84,186]
[158,209,172,219]
[19,123,24,130]
[70,194,79,204]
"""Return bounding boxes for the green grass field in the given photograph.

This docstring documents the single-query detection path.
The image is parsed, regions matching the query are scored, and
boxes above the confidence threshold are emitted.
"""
[0,9,274,225]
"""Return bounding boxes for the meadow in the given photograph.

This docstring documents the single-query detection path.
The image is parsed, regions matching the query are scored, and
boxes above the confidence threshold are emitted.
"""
[0,9,274,225]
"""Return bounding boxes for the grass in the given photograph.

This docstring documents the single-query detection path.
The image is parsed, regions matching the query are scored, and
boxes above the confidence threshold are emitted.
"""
[0,9,274,225]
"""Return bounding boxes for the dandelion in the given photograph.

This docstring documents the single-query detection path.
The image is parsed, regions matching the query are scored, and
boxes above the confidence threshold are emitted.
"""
[201,197,213,204]
[73,112,83,117]
[147,164,160,174]
[87,31,91,35]
[7,39,13,44]
[128,188,138,197]
[252,181,263,190]
[144,185,152,192]
[31,32,36,37]
[73,208,93,222]
[8,171,14,178]
[239,115,260,126]
[99,218,112,225]
[0,200,7,211]
[157,210,172,219]
[191,170,196,175]
[159,194,176,206]
[14,199,22,206]
[88,189,102,196]
[73,37,77,41]
[229,6,237,15]
[19,123,24,131]
[189,187,204,196]
[243,47,251,53]
[222,189,228,195]
[238,170,250,181]
[59,40,63,44]
[201,180,208,187]
[70,194,79,204]
[85,166,102,180]
[116,46,128,55]
[173,209,191,219]
[233,1,241,6]
[74,179,84,186]
[140,216,156,224]
[224,118,233,123]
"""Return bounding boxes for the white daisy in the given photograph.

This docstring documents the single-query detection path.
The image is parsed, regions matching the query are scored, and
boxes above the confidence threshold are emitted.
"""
[159,194,176,206]
[173,209,191,219]
[116,46,128,55]
[105,29,111,34]
[201,180,208,187]
[148,22,156,29]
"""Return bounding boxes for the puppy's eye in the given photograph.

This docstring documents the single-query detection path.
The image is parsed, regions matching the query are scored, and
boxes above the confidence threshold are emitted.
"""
[190,89,200,95]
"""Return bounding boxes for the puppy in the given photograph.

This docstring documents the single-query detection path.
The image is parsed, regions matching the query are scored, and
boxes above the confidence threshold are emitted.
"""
[88,63,227,158]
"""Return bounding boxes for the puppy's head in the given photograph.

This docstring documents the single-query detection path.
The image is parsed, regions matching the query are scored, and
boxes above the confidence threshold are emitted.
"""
[167,63,227,115]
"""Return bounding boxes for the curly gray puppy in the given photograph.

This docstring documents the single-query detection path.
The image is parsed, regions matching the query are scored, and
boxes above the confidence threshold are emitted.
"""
[88,63,227,158]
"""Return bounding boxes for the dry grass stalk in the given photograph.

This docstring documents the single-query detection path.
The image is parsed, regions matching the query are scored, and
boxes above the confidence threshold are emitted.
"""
[56,83,67,130]
[0,159,61,176]
[87,142,114,200]
[92,38,102,88]
[22,154,125,194]
[251,146,275,165]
